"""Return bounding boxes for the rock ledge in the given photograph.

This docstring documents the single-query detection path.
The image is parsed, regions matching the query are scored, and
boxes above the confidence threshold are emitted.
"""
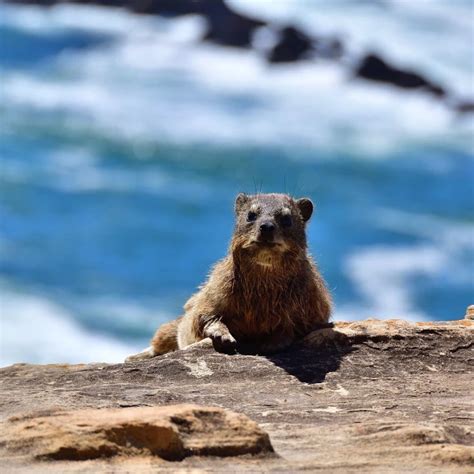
[1,317,473,472]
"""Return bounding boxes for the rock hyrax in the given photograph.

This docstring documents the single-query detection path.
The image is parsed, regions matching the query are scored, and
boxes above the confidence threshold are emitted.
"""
[126,193,332,361]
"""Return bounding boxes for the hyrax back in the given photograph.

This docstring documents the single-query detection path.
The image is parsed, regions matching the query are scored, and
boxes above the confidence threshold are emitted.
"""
[146,193,332,358]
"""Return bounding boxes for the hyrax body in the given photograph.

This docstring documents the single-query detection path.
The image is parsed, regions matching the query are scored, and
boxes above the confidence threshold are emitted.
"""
[126,193,331,361]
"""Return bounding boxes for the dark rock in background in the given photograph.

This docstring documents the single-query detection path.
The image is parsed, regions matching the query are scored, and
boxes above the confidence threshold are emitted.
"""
[455,100,474,114]
[267,27,344,64]
[267,26,314,63]
[201,1,265,48]
[3,0,472,112]
[355,53,446,97]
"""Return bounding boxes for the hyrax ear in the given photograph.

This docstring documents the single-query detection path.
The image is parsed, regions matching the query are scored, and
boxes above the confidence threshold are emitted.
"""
[296,198,314,222]
[235,193,250,213]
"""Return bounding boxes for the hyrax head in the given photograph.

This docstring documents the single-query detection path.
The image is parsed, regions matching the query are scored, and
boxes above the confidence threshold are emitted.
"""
[232,193,313,264]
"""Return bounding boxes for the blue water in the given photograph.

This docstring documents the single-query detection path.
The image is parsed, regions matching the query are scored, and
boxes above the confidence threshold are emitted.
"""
[1,2,473,365]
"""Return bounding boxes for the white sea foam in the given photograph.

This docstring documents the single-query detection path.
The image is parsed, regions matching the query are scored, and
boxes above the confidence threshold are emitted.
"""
[0,286,139,366]
[75,296,174,334]
[374,209,474,286]
[230,0,474,94]
[1,3,473,155]
[375,208,474,248]
[340,244,445,321]
[2,58,468,155]
[1,4,159,35]
[1,145,212,197]
[335,210,474,321]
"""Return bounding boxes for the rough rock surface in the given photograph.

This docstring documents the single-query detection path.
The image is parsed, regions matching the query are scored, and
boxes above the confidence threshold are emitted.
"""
[0,317,473,472]
[1,404,273,461]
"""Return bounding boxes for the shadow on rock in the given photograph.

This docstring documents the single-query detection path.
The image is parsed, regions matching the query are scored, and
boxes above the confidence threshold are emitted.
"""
[233,326,354,384]
[231,326,354,384]
[265,339,353,384]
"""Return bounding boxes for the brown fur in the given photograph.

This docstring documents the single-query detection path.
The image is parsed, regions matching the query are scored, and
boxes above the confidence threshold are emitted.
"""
[147,193,332,357]
[150,318,181,355]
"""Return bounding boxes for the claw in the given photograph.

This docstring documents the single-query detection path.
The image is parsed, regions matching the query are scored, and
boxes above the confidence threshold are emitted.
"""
[212,334,237,354]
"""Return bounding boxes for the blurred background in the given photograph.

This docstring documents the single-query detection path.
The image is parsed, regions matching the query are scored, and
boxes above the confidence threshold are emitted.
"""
[1,0,473,366]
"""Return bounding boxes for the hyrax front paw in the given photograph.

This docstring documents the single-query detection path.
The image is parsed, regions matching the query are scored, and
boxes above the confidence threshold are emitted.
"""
[211,333,237,354]
[124,347,156,363]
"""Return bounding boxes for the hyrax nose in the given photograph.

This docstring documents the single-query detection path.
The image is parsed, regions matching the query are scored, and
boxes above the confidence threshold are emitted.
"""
[260,222,275,234]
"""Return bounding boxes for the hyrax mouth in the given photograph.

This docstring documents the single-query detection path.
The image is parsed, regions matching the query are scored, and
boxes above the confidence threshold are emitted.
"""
[255,240,278,247]
[245,239,283,250]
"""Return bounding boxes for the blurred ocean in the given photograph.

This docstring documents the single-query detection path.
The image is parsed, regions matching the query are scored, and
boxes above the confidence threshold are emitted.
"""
[0,0,473,366]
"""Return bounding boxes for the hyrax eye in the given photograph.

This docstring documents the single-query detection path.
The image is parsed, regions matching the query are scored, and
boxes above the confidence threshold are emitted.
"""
[280,214,292,227]
[247,211,257,222]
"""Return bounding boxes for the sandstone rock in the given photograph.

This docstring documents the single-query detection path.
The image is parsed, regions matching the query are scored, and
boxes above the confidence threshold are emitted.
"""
[1,404,273,461]
[0,317,472,472]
